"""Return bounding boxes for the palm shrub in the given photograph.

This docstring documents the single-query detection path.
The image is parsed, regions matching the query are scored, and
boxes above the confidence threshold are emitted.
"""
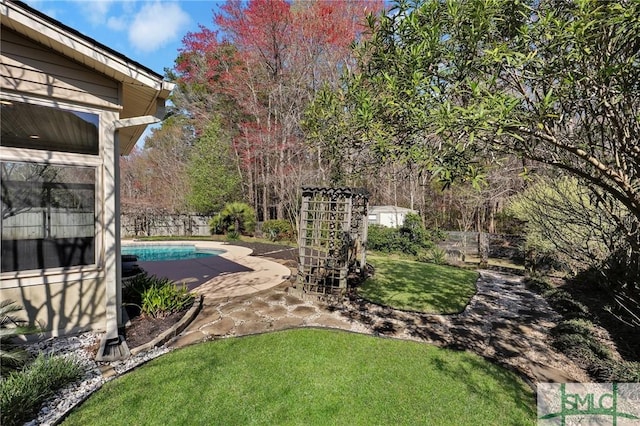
[210,202,256,237]
[1,300,40,377]
[428,247,447,265]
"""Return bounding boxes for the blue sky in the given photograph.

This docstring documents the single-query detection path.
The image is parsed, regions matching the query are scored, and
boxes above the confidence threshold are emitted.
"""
[24,1,224,76]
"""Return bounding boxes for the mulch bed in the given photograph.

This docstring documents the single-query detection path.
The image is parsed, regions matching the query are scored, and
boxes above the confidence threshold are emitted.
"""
[124,311,185,349]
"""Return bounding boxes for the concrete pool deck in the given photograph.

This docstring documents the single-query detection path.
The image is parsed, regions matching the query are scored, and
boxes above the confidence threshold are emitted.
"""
[122,241,292,297]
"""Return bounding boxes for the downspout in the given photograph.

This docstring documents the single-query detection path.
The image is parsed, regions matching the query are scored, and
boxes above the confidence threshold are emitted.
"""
[96,114,160,362]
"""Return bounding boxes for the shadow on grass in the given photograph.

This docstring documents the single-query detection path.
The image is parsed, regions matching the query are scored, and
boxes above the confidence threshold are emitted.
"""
[64,329,536,425]
[430,349,537,423]
[359,257,478,313]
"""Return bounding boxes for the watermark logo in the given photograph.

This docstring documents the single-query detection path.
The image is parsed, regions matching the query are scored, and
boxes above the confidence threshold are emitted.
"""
[538,383,640,425]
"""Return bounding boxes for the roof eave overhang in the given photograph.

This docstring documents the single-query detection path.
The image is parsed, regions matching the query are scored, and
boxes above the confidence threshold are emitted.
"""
[1,1,175,154]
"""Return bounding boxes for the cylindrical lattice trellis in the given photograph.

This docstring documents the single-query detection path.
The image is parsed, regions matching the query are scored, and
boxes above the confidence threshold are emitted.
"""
[297,187,368,295]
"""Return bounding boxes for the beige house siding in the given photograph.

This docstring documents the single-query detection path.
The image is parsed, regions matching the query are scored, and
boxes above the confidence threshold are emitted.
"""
[1,276,106,337]
[0,28,120,109]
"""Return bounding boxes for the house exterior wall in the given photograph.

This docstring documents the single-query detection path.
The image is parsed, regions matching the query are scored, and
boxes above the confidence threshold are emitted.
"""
[1,28,120,109]
[0,275,106,336]
[0,30,122,336]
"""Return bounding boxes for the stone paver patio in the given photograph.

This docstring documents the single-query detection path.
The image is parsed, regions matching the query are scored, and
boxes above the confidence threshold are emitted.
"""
[162,249,589,385]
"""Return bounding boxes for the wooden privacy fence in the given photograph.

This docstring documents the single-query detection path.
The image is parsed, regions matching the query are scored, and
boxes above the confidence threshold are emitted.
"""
[120,213,212,237]
[438,231,524,261]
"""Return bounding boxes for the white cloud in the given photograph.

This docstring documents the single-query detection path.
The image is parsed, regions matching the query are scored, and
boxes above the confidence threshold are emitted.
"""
[72,0,117,25]
[128,2,190,53]
[107,15,128,31]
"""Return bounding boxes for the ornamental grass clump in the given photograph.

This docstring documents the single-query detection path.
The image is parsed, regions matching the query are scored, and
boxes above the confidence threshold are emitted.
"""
[0,353,83,426]
[1,300,83,425]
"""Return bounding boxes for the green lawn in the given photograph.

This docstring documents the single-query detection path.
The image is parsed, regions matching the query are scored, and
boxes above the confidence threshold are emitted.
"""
[359,255,478,313]
[64,329,535,425]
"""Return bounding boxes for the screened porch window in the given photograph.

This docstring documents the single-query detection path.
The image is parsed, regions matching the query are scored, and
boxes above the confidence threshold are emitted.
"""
[1,162,96,272]
[1,100,99,273]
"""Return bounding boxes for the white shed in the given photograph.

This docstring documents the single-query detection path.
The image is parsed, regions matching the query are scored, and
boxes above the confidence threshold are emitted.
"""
[367,206,417,228]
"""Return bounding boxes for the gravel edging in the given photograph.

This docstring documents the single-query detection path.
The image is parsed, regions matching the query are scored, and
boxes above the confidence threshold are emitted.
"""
[23,298,203,426]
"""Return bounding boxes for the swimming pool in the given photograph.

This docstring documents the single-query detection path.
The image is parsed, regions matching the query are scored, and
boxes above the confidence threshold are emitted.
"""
[122,244,225,262]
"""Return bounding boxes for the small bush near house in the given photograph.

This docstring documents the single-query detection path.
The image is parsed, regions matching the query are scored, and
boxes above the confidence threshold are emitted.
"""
[0,353,83,426]
[122,272,194,318]
[261,219,294,242]
[141,280,193,318]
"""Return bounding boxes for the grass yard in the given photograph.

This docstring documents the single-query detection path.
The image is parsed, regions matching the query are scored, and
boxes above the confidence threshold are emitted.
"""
[359,255,478,313]
[64,329,535,425]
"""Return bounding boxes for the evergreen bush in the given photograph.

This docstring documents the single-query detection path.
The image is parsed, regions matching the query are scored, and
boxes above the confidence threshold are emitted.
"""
[523,276,553,294]
[122,272,194,318]
[367,219,433,256]
[543,289,590,319]
[262,220,294,241]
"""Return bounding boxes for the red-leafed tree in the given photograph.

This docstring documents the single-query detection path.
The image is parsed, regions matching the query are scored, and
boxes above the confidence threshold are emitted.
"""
[174,0,384,223]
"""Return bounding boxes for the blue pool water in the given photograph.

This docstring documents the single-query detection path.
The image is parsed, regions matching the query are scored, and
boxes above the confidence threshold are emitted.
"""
[122,245,224,262]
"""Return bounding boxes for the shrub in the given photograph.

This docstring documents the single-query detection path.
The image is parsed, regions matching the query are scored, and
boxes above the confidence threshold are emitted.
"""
[523,276,553,294]
[552,333,612,363]
[551,319,615,375]
[1,300,40,377]
[550,318,595,337]
[122,272,155,308]
[122,272,194,318]
[543,289,590,319]
[262,219,294,242]
[225,229,240,241]
[367,223,432,256]
[589,359,640,383]
[141,280,194,318]
[0,353,82,426]
[428,247,447,265]
[400,213,428,245]
[210,202,256,236]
